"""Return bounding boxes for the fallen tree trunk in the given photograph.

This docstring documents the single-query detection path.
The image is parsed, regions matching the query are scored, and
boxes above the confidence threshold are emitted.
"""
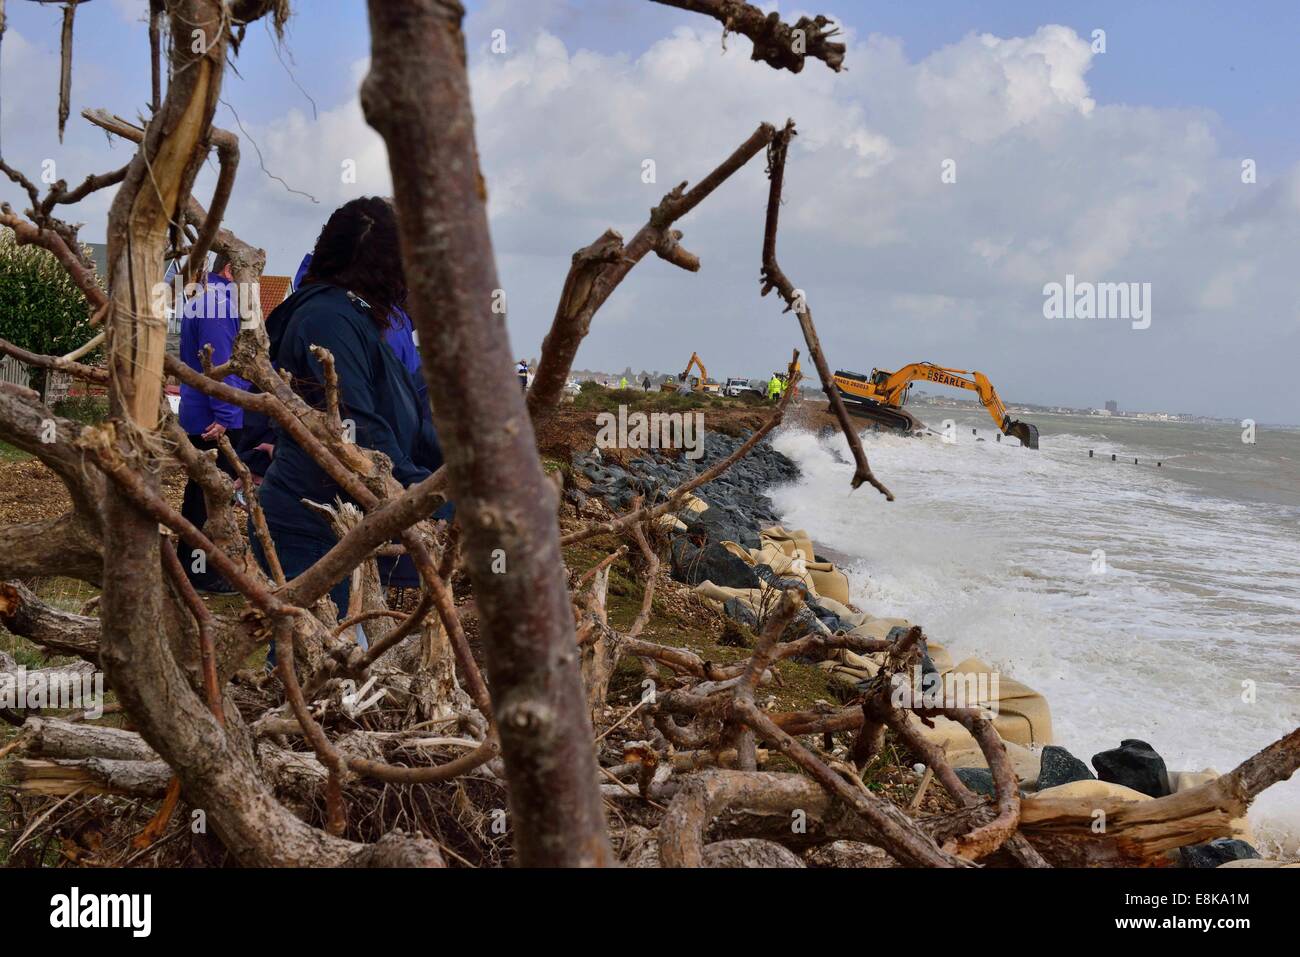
[14,757,172,798]
[0,581,101,663]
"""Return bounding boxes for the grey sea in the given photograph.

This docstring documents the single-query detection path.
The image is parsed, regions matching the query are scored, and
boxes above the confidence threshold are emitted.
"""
[770,406,1300,853]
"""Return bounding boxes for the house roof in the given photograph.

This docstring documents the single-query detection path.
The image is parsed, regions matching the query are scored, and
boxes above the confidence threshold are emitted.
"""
[259,275,293,316]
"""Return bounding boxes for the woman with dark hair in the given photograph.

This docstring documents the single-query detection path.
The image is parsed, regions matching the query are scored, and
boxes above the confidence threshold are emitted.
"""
[255,197,448,639]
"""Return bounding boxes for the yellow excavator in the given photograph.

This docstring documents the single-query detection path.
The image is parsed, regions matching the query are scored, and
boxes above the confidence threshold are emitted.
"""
[832,363,1039,448]
[662,351,721,395]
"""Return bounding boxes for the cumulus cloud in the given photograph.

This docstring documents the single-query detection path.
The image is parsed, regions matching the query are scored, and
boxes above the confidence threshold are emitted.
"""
[7,10,1296,419]
[446,21,1296,418]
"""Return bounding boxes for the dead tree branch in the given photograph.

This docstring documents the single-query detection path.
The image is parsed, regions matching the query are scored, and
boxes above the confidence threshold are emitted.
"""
[650,0,846,74]
[529,122,777,421]
[761,120,893,500]
[361,0,613,866]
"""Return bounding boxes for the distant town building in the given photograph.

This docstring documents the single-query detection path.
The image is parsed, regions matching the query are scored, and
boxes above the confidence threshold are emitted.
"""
[1105,400,1119,413]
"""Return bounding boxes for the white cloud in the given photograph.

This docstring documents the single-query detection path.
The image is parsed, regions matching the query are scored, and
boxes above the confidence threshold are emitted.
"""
[7,12,1294,418]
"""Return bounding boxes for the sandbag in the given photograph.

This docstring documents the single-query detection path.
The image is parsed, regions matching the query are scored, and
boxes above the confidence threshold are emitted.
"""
[925,640,954,676]
[902,711,1047,782]
[707,525,856,611]
[903,713,973,753]
[947,657,1053,748]
[679,493,710,515]
[693,581,763,616]
[1169,768,1254,842]
[1031,779,1152,803]
[748,542,818,593]
[948,740,1042,785]
[1168,769,1217,792]
[806,562,850,604]
[719,540,751,563]
[850,618,909,641]
[1217,859,1300,868]
[759,525,816,564]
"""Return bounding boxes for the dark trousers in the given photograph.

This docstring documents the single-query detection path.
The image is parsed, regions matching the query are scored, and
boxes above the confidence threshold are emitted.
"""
[251,520,366,668]
[180,430,242,589]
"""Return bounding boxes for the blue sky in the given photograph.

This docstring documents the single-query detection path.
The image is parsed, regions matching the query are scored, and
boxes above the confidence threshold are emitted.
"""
[2,1,1298,420]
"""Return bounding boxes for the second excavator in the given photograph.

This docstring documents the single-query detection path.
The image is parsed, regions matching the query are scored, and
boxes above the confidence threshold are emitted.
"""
[662,351,721,395]
[831,363,1040,449]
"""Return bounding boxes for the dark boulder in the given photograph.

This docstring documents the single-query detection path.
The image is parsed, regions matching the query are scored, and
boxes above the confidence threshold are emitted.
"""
[955,767,996,798]
[1037,745,1095,790]
[1179,839,1260,869]
[722,597,759,628]
[686,507,760,549]
[671,541,760,590]
[1091,739,1171,797]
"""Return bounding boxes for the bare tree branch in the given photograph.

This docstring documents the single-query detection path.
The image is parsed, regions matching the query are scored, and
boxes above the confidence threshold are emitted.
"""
[529,122,776,421]
[650,0,846,74]
[361,0,613,867]
[760,120,893,499]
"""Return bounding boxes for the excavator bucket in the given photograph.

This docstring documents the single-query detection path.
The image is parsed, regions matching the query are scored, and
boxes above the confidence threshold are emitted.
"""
[1005,419,1039,449]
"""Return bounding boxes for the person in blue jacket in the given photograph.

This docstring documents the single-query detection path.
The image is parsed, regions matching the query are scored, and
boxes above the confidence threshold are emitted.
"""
[256,197,448,640]
[294,250,423,399]
[178,253,251,592]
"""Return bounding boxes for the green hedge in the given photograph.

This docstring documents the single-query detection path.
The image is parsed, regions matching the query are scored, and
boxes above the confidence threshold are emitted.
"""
[0,227,99,396]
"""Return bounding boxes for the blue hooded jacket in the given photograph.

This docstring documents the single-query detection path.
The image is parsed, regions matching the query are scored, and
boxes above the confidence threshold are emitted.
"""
[259,282,446,541]
[294,253,421,378]
[177,274,250,433]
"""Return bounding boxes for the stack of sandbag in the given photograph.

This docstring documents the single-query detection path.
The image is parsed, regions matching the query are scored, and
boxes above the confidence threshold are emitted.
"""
[681,519,1057,789]
[655,492,709,533]
[687,524,852,627]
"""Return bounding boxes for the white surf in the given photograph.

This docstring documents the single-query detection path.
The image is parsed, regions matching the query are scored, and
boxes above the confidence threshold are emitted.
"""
[768,412,1300,854]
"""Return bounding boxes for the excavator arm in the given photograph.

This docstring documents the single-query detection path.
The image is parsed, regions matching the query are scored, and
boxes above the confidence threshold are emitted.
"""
[683,352,708,385]
[662,351,721,394]
[832,362,1039,448]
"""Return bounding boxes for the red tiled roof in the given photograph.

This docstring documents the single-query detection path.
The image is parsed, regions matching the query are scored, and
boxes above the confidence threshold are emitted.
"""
[260,275,293,316]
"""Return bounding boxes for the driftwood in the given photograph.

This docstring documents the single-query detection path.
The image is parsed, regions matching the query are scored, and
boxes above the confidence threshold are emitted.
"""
[648,0,846,74]
[0,0,1294,873]
[0,583,100,662]
[923,726,1300,867]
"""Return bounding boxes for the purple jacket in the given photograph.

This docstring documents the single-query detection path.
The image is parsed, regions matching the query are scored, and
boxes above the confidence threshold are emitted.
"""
[178,274,250,433]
